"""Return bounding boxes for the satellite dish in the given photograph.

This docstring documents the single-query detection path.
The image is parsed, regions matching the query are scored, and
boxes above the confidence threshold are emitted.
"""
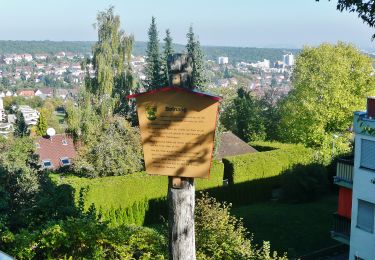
[46,128,56,137]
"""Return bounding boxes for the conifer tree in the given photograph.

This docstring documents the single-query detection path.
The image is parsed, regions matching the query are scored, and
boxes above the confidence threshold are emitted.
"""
[162,29,174,86]
[145,17,163,90]
[15,111,28,137]
[36,109,48,136]
[186,26,207,89]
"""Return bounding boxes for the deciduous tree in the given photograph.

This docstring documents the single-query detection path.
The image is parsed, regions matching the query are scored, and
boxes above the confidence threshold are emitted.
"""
[279,43,375,152]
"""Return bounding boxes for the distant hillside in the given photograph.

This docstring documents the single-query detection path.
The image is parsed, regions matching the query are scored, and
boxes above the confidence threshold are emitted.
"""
[0,40,299,63]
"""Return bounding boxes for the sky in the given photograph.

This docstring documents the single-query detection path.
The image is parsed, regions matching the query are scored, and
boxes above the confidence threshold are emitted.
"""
[0,0,374,49]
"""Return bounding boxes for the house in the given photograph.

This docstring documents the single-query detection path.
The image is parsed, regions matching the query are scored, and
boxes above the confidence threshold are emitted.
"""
[0,123,14,138]
[34,53,48,60]
[331,97,375,260]
[34,88,53,99]
[18,105,39,125]
[36,134,77,170]
[17,89,35,97]
[0,97,5,122]
[22,54,33,62]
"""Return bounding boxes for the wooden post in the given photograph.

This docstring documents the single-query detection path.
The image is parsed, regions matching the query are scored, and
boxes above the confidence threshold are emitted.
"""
[167,54,196,259]
[168,177,196,260]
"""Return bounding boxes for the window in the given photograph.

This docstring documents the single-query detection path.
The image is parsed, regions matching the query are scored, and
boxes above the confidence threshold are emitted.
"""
[357,199,375,233]
[361,139,375,170]
[42,160,53,169]
[60,157,70,166]
[62,139,68,145]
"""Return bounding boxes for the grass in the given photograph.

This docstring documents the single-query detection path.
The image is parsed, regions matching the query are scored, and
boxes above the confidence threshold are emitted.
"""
[231,195,339,257]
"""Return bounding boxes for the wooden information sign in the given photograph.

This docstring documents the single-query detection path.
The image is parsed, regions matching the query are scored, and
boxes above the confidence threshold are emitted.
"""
[128,87,221,178]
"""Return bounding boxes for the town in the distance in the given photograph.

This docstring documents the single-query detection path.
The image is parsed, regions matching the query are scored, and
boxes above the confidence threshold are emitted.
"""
[0,48,295,138]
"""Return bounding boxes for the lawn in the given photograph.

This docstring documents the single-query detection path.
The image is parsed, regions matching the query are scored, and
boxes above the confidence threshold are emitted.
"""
[232,195,339,258]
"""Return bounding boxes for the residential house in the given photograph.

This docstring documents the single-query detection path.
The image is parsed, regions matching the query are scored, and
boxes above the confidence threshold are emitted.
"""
[36,134,77,170]
[34,88,53,99]
[17,89,35,98]
[18,105,39,126]
[0,123,13,138]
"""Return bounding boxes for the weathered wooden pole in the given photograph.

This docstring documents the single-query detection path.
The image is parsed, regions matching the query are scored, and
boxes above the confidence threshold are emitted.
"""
[168,177,196,260]
[167,54,196,260]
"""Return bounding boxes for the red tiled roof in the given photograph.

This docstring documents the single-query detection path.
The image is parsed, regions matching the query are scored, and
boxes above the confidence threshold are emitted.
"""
[36,134,77,169]
[17,89,35,96]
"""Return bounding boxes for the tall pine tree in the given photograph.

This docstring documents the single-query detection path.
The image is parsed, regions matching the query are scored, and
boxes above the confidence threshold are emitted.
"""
[145,17,163,90]
[162,29,173,86]
[186,26,207,89]
[85,6,135,118]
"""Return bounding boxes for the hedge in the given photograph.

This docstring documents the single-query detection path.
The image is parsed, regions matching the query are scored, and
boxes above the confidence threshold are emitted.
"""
[50,142,315,225]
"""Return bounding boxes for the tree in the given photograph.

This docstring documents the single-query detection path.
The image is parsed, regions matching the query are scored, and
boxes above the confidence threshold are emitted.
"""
[221,88,267,142]
[144,17,163,90]
[279,43,375,152]
[14,111,28,137]
[186,26,207,89]
[0,137,40,229]
[86,6,135,118]
[317,0,375,39]
[73,116,143,177]
[35,109,48,136]
[162,29,174,86]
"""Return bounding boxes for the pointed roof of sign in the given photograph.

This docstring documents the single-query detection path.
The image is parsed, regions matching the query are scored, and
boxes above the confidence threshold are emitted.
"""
[127,86,222,101]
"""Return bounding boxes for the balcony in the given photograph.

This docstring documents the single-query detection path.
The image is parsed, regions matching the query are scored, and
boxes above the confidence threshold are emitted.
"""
[331,213,351,245]
[334,158,354,188]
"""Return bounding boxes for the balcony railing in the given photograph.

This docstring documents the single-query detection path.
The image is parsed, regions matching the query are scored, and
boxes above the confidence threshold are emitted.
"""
[334,158,354,188]
[331,213,351,245]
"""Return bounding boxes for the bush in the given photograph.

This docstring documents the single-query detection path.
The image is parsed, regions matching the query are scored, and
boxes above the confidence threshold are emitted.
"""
[280,163,330,203]
[1,217,167,259]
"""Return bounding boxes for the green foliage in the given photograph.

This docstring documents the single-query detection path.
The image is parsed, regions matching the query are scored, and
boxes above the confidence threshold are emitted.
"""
[223,141,314,184]
[73,116,143,177]
[0,137,41,229]
[14,111,28,137]
[280,163,330,203]
[186,26,207,88]
[35,109,48,136]
[86,6,135,118]
[195,193,286,260]
[221,88,267,142]
[2,218,167,259]
[145,17,164,90]
[279,43,374,151]
[162,29,173,86]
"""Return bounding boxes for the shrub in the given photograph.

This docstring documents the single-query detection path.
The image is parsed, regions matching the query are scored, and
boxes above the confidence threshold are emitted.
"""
[280,163,330,203]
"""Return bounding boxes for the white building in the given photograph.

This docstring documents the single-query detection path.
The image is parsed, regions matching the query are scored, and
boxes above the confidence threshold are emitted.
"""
[283,53,294,66]
[332,97,375,259]
[18,105,39,126]
[0,97,4,122]
[218,56,229,65]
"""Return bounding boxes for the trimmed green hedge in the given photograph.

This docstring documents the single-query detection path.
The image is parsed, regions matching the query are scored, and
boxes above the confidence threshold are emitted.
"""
[223,141,314,184]
[218,141,314,205]
[51,142,314,225]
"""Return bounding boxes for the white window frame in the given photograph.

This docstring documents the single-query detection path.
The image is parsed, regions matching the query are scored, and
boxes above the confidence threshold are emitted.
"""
[60,157,71,166]
[42,160,53,169]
